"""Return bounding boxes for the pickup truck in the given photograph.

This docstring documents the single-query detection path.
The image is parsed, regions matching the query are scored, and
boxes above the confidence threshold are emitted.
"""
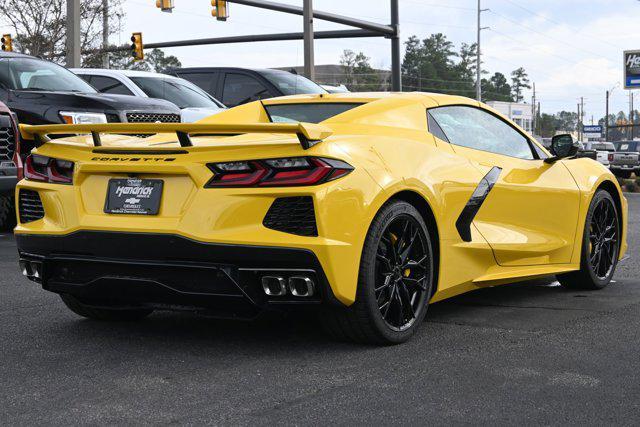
[576,142,598,161]
[612,140,640,178]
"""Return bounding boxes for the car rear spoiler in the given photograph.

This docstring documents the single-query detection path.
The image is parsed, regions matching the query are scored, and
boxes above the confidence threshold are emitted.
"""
[19,122,333,150]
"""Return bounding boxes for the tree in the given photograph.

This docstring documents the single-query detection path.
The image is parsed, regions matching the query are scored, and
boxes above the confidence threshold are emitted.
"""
[84,48,182,72]
[340,49,380,91]
[510,67,531,102]
[482,72,513,102]
[401,33,463,93]
[0,0,123,63]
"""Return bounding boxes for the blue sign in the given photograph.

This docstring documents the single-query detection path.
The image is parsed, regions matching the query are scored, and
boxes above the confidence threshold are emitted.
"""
[583,125,603,133]
[624,50,640,89]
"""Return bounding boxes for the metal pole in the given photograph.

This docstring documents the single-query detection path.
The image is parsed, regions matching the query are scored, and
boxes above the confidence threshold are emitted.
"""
[531,82,536,135]
[605,90,609,141]
[66,0,81,67]
[303,0,315,80]
[102,0,109,68]
[476,0,481,101]
[390,0,401,91]
[631,92,635,140]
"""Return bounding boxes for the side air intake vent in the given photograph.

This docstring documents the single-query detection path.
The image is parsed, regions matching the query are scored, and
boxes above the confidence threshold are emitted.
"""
[19,190,45,223]
[263,196,318,237]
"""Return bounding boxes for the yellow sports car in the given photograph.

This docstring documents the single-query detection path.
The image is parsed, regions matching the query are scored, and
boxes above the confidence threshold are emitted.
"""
[15,93,627,344]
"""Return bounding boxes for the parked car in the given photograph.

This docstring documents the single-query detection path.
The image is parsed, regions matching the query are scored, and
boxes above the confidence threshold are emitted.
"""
[576,141,598,161]
[72,69,225,122]
[596,141,640,178]
[166,67,326,107]
[321,84,350,93]
[0,100,20,230]
[0,51,181,153]
[15,93,627,344]
[613,140,640,177]
[581,141,610,168]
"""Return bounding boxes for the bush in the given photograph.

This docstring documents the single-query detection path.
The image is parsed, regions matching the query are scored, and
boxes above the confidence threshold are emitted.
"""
[624,181,638,193]
[617,176,628,187]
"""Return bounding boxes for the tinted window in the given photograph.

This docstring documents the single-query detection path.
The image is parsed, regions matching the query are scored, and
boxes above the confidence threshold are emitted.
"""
[429,106,534,159]
[87,75,133,95]
[265,103,363,123]
[427,111,449,142]
[222,73,270,107]
[261,70,326,95]
[0,57,95,92]
[176,72,217,95]
[130,77,223,109]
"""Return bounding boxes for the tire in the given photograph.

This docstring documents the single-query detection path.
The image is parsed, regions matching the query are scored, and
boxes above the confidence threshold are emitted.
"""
[557,189,620,290]
[0,193,16,232]
[60,294,153,321]
[322,201,435,345]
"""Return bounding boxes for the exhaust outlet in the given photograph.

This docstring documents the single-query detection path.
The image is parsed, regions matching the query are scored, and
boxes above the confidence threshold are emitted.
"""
[288,276,315,297]
[261,276,287,296]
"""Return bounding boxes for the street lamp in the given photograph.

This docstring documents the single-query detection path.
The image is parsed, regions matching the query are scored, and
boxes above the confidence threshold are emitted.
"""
[606,82,620,141]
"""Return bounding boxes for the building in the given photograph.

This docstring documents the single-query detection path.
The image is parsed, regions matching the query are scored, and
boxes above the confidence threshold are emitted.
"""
[486,101,535,134]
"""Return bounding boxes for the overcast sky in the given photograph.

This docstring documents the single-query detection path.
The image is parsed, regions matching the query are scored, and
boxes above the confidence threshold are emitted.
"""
[3,0,639,121]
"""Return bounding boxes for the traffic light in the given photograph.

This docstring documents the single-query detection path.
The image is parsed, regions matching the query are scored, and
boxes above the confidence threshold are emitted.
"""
[1,34,13,52]
[211,0,229,21]
[155,0,174,12]
[130,32,144,61]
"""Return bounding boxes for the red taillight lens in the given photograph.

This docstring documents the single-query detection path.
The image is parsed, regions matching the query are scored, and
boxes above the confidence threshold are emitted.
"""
[205,157,353,188]
[608,153,614,162]
[25,155,74,184]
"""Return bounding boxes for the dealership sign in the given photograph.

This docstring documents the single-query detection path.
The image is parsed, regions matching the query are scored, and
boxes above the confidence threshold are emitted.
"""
[583,125,602,134]
[625,50,640,89]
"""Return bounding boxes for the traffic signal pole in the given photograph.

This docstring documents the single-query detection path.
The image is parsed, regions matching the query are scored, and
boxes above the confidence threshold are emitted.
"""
[65,0,81,67]
[303,0,315,81]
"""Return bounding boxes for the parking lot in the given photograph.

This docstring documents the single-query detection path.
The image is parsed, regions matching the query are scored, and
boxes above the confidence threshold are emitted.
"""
[0,193,638,425]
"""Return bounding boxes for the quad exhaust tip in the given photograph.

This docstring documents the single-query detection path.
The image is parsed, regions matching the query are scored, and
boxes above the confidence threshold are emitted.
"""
[261,275,315,297]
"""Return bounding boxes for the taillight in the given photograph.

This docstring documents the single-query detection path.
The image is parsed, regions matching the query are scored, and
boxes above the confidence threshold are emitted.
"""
[24,154,75,184]
[608,153,614,162]
[206,157,353,187]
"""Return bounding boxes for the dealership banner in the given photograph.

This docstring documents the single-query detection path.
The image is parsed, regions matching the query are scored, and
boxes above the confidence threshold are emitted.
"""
[625,50,640,89]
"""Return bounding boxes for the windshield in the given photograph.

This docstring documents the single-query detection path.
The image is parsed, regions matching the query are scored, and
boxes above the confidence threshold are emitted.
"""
[0,57,96,92]
[130,76,223,109]
[265,103,363,123]
[261,70,326,95]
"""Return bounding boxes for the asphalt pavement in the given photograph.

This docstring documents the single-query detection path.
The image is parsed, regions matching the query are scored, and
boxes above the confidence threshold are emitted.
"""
[1,194,639,425]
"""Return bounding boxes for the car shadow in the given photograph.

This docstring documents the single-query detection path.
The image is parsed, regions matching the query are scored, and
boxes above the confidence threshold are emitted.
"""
[49,276,634,351]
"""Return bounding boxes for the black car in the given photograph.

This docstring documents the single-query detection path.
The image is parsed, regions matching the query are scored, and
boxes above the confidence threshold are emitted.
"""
[0,52,181,141]
[0,100,19,230]
[166,67,326,108]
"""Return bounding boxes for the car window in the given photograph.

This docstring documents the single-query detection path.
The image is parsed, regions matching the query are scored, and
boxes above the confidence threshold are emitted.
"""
[130,76,222,109]
[260,70,326,95]
[0,57,96,93]
[176,72,217,96]
[222,73,270,107]
[429,105,535,159]
[88,75,134,95]
[427,111,449,142]
[265,103,363,123]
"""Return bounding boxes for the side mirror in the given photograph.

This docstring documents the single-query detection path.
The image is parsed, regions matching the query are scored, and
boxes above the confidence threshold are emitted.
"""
[550,134,579,159]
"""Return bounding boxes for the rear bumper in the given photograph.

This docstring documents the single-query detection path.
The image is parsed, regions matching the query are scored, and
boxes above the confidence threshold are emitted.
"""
[17,231,343,317]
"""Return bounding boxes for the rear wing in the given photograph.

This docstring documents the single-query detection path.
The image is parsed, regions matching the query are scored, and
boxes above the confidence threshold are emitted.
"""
[19,122,333,150]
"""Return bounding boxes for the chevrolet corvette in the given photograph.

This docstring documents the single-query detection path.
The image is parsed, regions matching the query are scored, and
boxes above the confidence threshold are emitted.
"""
[15,92,627,344]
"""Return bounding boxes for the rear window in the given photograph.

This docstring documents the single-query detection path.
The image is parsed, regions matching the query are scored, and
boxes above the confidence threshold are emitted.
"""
[265,103,363,124]
[617,142,636,152]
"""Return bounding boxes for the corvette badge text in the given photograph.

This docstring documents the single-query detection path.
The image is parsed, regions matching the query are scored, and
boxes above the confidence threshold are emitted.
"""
[91,157,177,162]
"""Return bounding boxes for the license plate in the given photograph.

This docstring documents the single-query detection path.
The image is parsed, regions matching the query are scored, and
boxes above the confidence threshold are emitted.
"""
[104,178,163,215]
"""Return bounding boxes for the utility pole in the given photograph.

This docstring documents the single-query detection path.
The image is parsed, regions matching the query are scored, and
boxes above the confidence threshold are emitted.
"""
[580,97,584,141]
[102,0,109,68]
[631,91,635,140]
[531,82,536,135]
[577,102,581,141]
[605,90,610,141]
[390,0,401,91]
[537,101,541,135]
[302,0,315,80]
[66,0,81,67]
[476,0,489,101]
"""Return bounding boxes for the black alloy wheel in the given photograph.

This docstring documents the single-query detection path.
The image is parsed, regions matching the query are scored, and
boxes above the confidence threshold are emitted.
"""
[588,196,619,280]
[558,189,620,290]
[375,215,430,331]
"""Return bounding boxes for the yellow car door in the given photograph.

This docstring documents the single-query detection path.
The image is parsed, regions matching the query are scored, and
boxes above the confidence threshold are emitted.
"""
[428,105,581,267]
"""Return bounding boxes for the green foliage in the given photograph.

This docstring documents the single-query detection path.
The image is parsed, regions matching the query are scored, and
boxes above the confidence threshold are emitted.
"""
[538,111,579,137]
[624,181,638,193]
[510,67,531,102]
[400,33,517,102]
[340,49,381,91]
[83,48,181,72]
